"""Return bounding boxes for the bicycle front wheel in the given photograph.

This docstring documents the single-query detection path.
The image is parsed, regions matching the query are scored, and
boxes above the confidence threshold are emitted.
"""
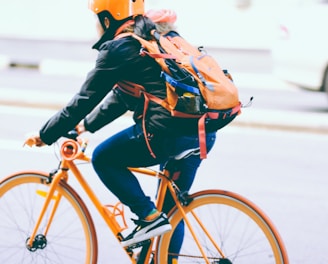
[0,171,98,264]
[156,190,288,264]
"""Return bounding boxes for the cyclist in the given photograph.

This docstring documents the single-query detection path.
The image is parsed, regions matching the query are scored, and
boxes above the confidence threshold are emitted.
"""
[73,9,217,263]
[26,1,220,259]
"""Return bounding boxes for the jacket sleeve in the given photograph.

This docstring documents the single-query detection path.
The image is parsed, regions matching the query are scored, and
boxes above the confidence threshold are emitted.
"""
[39,68,116,145]
[84,88,139,133]
[39,36,153,145]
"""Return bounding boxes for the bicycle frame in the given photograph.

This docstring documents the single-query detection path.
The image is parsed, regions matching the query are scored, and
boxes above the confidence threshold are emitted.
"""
[26,138,131,260]
[25,137,224,264]
[0,134,289,263]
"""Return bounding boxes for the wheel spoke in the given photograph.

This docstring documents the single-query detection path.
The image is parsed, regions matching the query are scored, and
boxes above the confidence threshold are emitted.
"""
[156,190,288,263]
[0,173,98,263]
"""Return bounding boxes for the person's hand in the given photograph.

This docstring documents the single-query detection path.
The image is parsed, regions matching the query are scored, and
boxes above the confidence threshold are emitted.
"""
[23,134,46,147]
[76,121,86,135]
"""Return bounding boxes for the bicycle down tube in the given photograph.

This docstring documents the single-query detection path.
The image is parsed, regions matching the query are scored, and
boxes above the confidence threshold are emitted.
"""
[26,140,136,262]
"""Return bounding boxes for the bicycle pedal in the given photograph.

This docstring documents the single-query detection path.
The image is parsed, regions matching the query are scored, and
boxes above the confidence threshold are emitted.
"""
[126,239,151,250]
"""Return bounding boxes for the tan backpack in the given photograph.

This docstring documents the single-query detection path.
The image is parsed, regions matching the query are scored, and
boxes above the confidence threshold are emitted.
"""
[117,30,242,159]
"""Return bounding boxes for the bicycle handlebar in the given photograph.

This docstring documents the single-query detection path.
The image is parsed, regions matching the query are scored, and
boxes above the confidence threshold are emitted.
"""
[24,129,90,162]
[60,129,89,161]
[66,129,79,141]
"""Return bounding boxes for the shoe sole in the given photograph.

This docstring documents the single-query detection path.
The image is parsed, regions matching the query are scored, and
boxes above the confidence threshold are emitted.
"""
[121,224,172,247]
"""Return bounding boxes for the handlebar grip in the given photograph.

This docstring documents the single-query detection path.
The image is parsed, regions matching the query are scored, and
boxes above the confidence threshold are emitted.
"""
[66,129,79,141]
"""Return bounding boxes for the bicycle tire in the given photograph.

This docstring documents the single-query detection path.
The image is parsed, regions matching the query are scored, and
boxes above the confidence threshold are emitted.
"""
[0,171,98,264]
[155,189,288,264]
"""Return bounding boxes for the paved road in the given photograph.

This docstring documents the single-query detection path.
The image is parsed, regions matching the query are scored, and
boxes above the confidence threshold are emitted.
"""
[1,105,327,264]
[0,38,327,263]
[1,39,328,134]
[1,69,327,135]
[0,38,272,73]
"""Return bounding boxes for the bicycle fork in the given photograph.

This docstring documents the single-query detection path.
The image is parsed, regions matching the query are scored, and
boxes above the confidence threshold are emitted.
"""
[26,169,67,251]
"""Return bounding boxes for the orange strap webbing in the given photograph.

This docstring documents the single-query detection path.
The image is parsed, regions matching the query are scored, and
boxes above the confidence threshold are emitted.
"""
[198,103,241,159]
[141,90,241,160]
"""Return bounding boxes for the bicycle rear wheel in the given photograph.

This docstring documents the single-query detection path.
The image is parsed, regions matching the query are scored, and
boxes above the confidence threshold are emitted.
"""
[156,190,288,264]
[0,171,98,264]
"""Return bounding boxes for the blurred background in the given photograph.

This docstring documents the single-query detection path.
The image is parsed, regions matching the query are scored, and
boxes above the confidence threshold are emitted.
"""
[1,0,328,94]
[0,0,327,263]
[0,0,321,46]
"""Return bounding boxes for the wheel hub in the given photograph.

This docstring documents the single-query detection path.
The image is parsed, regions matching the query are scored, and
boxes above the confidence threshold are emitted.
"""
[26,234,47,252]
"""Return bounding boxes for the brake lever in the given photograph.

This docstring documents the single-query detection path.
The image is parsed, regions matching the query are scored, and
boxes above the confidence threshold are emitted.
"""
[66,129,79,141]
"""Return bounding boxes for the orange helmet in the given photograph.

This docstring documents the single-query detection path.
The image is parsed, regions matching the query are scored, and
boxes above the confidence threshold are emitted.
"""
[88,0,144,21]
[145,9,177,24]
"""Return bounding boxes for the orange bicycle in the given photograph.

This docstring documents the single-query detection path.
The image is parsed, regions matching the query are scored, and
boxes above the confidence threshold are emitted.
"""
[0,131,289,263]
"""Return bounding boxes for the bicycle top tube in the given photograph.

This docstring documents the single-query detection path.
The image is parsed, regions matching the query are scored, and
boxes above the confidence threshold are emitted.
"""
[27,129,196,183]
[58,137,200,182]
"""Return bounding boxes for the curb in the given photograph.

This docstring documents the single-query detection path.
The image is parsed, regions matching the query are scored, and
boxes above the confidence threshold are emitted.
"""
[1,56,290,91]
[0,57,94,77]
[1,58,328,135]
[234,108,328,135]
[1,87,327,135]
[0,56,38,70]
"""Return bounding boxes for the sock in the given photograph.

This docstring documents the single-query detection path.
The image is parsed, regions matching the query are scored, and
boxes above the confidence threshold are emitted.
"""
[145,208,160,221]
[171,258,178,264]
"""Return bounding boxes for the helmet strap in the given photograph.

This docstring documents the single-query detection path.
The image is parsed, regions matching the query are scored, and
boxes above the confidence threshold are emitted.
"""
[92,12,133,50]
[97,11,113,31]
[114,20,135,37]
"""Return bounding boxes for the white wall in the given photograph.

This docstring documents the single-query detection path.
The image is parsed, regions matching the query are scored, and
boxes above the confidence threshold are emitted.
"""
[145,0,317,49]
[0,0,318,49]
[0,0,96,41]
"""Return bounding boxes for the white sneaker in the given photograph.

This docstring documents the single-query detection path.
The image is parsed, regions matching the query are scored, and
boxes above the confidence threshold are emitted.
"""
[121,212,172,247]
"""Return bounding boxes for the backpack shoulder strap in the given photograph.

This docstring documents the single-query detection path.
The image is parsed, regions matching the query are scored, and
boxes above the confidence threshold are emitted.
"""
[133,33,175,74]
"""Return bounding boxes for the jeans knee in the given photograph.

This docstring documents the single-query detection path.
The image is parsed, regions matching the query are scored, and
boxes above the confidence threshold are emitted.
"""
[91,146,106,173]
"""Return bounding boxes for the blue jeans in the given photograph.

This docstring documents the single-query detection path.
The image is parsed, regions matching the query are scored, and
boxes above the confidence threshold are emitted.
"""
[159,134,216,262]
[92,123,216,260]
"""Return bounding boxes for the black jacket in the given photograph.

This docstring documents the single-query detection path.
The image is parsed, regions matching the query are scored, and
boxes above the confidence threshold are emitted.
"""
[39,35,200,145]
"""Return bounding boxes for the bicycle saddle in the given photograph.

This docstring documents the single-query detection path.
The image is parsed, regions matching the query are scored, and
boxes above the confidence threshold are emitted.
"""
[173,147,200,160]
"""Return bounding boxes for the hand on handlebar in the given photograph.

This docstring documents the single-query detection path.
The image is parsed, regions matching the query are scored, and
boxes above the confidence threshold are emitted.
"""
[23,122,86,148]
[76,122,86,135]
[23,134,46,147]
